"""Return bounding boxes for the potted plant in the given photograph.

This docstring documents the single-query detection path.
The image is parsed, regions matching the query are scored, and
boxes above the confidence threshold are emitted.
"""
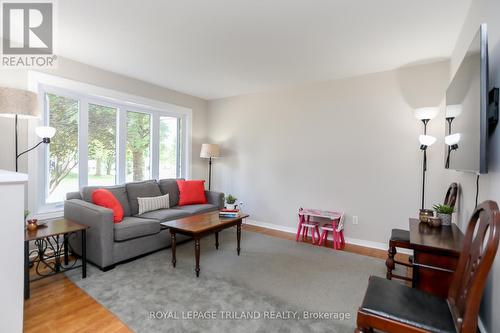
[433,204,454,226]
[225,194,238,210]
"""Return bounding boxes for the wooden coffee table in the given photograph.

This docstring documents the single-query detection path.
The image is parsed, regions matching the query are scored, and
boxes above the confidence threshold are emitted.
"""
[161,211,249,277]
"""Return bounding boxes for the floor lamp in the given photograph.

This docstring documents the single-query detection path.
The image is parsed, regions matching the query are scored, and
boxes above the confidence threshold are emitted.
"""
[414,107,438,210]
[0,87,56,171]
[200,143,220,190]
[445,104,462,168]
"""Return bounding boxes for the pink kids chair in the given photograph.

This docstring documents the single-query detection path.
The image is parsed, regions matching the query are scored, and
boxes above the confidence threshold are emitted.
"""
[296,208,321,244]
[318,213,345,249]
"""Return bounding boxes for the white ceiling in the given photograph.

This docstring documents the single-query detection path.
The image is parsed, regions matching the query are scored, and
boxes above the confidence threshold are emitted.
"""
[56,0,471,100]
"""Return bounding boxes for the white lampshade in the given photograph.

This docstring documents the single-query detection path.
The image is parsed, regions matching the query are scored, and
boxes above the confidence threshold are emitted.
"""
[445,133,461,146]
[446,104,462,119]
[0,87,39,118]
[200,143,220,158]
[419,135,437,147]
[35,126,56,139]
[414,107,439,121]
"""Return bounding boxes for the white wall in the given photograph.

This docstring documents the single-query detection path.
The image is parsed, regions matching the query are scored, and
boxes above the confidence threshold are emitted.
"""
[0,57,209,208]
[208,61,450,245]
[443,0,500,331]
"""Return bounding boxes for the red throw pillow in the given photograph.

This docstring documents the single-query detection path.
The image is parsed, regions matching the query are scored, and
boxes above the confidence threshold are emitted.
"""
[177,180,207,206]
[91,189,124,223]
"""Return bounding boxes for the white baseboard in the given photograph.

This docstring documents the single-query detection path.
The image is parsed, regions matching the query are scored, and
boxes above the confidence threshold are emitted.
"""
[244,218,412,255]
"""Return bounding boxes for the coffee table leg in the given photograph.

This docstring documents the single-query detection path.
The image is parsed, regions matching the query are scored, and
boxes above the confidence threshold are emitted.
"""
[215,232,219,250]
[171,232,176,268]
[81,230,87,278]
[195,237,201,277]
[237,222,241,256]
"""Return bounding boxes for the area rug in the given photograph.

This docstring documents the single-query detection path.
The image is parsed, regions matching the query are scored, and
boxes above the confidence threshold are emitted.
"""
[67,229,398,332]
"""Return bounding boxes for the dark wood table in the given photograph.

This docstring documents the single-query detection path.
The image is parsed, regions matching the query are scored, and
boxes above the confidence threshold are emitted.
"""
[409,218,464,298]
[161,211,249,277]
[25,218,88,299]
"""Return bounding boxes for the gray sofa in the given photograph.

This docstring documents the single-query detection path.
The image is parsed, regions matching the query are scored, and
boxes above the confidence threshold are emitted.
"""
[64,179,224,270]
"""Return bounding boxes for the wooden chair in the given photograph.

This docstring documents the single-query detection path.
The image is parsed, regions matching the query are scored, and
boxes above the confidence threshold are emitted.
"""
[386,183,459,281]
[356,200,500,333]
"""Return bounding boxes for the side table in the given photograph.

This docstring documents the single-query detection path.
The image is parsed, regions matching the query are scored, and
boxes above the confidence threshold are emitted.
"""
[24,218,88,299]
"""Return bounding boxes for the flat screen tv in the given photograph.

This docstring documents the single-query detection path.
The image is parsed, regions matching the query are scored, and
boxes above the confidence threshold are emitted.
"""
[445,23,489,174]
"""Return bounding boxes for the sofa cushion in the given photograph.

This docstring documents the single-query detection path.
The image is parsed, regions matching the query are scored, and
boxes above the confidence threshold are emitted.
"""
[126,180,162,216]
[114,217,161,241]
[138,193,170,215]
[137,208,190,222]
[173,204,219,215]
[177,180,207,205]
[81,185,131,217]
[91,189,124,223]
[158,178,183,207]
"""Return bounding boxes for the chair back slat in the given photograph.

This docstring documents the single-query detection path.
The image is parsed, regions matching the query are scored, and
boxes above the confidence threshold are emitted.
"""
[444,182,459,208]
[447,200,500,333]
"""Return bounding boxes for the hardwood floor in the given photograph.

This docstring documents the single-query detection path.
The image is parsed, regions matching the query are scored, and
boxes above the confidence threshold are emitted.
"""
[24,223,409,332]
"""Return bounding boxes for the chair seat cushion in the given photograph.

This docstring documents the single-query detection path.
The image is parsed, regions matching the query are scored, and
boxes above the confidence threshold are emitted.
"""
[390,229,410,242]
[172,204,219,215]
[360,276,456,333]
[114,217,161,241]
[136,208,191,222]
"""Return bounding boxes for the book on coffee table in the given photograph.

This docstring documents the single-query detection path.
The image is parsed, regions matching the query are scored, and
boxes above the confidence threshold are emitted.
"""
[219,209,240,218]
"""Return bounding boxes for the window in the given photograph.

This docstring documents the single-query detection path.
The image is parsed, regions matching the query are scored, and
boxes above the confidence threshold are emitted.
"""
[39,85,190,210]
[126,111,151,182]
[88,104,117,186]
[159,116,180,179]
[46,93,79,203]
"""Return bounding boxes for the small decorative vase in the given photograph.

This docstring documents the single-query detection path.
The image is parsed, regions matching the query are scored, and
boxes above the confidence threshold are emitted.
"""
[427,216,442,228]
[226,204,237,210]
[419,209,434,223]
[27,219,38,231]
[437,213,452,226]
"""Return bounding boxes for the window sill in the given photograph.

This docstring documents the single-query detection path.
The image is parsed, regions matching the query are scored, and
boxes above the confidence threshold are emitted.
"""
[34,209,64,221]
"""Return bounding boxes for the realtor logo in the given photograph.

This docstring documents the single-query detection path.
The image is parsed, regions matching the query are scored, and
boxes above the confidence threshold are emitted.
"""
[2,1,56,67]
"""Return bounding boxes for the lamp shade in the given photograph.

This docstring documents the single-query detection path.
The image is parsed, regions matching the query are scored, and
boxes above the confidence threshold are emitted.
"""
[0,87,39,118]
[35,126,56,139]
[414,107,439,121]
[446,104,462,119]
[445,133,461,146]
[419,135,437,147]
[200,144,220,158]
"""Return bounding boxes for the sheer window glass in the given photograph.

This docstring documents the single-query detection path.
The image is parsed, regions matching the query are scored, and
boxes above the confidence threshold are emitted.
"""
[46,93,79,203]
[126,111,151,182]
[159,116,179,179]
[88,104,117,186]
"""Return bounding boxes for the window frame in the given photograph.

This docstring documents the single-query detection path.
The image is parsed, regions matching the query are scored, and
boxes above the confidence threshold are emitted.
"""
[31,78,192,214]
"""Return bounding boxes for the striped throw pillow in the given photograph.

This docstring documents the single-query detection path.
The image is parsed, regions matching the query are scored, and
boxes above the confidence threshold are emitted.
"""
[137,194,170,215]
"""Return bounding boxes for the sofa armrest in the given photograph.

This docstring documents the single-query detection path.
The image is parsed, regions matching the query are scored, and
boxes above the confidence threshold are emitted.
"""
[64,199,114,268]
[205,191,224,210]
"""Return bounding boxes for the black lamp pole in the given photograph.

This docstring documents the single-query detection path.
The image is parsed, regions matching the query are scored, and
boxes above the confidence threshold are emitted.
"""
[15,115,52,172]
[15,114,19,172]
[208,157,212,190]
[421,119,429,210]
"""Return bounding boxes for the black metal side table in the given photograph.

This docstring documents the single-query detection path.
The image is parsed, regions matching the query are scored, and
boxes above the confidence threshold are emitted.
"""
[24,218,88,299]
